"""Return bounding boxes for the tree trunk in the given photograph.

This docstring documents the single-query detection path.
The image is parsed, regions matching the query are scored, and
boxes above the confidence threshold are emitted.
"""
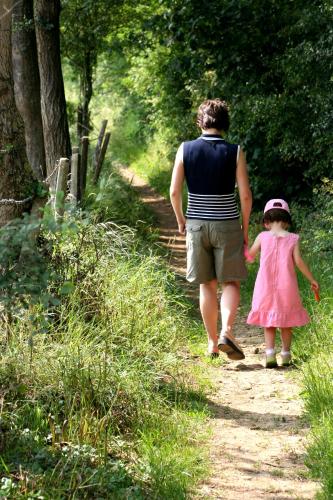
[34,0,71,189]
[77,49,93,140]
[0,0,35,226]
[12,0,46,180]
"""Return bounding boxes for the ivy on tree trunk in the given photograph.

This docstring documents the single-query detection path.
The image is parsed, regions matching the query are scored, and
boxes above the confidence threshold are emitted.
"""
[12,0,46,180]
[0,0,35,226]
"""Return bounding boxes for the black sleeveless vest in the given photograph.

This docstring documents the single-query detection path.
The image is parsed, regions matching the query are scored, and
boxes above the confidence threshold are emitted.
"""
[183,134,239,220]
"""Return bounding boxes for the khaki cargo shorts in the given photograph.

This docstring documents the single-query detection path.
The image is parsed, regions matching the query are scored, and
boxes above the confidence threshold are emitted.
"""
[186,219,247,284]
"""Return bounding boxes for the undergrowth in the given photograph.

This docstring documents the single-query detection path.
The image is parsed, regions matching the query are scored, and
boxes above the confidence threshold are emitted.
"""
[0,173,209,498]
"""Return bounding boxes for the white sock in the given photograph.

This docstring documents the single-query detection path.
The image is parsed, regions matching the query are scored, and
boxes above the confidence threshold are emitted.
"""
[266,348,276,356]
[281,350,291,356]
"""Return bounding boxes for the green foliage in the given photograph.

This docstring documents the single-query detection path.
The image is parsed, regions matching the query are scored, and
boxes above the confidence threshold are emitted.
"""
[0,215,49,312]
[0,211,78,328]
[84,168,157,233]
[61,0,127,138]
[12,15,34,33]
[302,346,333,499]
[299,180,333,256]
[60,3,333,496]
[0,177,208,498]
[110,0,333,205]
[61,0,122,71]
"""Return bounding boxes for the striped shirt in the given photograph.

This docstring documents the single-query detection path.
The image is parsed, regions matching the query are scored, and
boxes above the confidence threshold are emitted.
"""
[186,193,239,220]
[183,134,239,221]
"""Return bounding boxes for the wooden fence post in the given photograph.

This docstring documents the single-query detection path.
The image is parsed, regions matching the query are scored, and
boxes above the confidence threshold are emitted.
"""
[49,160,59,210]
[55,157,69,219]
[93,132,110,185]
[80,136,89,199]
[48,162,59,192]
[93,120,108,173]
[70,146,80,206]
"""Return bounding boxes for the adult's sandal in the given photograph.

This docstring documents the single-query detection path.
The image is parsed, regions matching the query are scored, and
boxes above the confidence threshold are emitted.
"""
[218,336,245,360]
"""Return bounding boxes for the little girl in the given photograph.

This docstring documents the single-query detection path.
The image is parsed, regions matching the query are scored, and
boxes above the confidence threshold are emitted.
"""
[246,199,319,368]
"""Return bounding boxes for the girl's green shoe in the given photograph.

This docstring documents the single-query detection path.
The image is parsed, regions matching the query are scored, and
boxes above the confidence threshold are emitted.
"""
[265,353,278,368]
[281,352,292,367]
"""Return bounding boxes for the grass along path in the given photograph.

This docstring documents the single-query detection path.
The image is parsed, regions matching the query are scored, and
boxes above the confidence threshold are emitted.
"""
[118,164,319,499]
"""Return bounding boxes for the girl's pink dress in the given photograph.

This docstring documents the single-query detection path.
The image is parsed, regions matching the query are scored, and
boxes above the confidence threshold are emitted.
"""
[247,231,309,327]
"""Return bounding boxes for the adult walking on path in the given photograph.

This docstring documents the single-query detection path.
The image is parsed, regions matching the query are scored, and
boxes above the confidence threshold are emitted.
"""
[170,99,252,359]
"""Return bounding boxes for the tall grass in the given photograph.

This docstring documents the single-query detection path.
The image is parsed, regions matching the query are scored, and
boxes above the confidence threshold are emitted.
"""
[0,175,209,498]
[290,188,333,499]
[111,128,176,200]
[296,287,333,499]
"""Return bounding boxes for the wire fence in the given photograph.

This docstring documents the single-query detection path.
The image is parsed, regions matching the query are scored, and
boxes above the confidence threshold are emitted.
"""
[0,120,108,209]
[0,196,33,206]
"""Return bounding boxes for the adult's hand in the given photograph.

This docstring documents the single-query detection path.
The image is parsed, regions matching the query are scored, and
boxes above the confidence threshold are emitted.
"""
[177,216,186,235]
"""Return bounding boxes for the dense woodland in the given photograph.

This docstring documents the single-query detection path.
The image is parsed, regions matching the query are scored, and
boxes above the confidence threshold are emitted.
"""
[113,0,332,205]
[0,0,332,498]
[1,0,332,214]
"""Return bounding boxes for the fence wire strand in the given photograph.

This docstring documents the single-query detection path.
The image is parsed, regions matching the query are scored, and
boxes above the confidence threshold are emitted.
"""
[0,196,33,206]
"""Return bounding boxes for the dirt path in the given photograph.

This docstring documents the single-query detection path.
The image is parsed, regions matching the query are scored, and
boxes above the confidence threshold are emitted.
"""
[118,165,318,500]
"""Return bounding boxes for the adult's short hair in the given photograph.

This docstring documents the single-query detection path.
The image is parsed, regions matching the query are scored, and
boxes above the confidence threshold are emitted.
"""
[197,99,230,132]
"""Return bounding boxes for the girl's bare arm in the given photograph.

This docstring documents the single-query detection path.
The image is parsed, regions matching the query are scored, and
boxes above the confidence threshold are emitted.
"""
[293,241,319,289]
[247,234,261,259]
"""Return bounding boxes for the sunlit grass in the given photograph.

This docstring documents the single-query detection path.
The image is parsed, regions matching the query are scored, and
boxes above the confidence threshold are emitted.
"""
[0,175,210,498]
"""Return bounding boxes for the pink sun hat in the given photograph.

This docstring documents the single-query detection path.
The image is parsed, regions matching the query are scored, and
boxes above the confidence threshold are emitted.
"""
[264,199,290,214]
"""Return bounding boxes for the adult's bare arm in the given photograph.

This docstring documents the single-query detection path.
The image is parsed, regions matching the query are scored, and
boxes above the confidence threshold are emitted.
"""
[170,143,186,235]
[236,148,252,245]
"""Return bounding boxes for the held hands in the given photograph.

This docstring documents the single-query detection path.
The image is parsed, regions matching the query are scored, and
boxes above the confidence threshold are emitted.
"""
[244,244,254,263]
[242,229,252,262]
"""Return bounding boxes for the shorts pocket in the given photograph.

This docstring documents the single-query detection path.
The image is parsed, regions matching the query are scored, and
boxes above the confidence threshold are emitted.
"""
[186,225,203,248]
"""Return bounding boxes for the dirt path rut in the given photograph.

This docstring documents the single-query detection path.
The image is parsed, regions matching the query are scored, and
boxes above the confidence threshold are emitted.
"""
[118,165,318,500]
